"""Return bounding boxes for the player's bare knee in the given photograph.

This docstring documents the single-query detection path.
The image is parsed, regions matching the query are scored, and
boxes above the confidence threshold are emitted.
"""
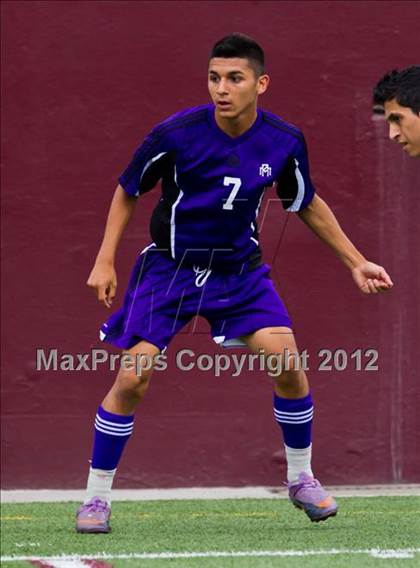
[273,366,305,392]
[265,349,301,377]
[114,366,153,402]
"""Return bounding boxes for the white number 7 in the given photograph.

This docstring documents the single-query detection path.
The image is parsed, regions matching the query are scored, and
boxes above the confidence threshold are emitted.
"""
[223,176,242,210]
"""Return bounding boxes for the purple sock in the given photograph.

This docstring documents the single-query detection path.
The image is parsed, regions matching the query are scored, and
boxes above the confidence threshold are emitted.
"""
[91,406,134,470]
[273,392,313,448]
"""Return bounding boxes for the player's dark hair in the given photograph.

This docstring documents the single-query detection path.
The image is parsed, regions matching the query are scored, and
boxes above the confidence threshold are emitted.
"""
[373,66,420,114]
[210,33,265,77]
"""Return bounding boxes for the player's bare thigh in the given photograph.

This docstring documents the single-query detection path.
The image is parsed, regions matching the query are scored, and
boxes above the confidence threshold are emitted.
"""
[102,340,161,414]
[241,327,309,397]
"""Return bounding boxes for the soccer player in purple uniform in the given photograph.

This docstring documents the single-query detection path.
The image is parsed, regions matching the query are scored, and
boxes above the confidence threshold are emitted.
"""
[76,34,393,532]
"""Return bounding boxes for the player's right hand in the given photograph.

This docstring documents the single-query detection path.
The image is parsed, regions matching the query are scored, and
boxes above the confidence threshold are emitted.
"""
[86,263,117,308]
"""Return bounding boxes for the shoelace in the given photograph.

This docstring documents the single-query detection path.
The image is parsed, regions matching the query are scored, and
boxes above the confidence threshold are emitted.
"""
[285,477,320,490]
[83,499,108,512]
[299,478,319,489]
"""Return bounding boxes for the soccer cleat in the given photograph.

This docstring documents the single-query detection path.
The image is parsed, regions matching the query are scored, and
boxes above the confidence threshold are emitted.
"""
[288,472,338,522]
[76,496,111,533]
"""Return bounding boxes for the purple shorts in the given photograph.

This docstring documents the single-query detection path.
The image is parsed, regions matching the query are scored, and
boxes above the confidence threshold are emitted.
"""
[100,245,292,351]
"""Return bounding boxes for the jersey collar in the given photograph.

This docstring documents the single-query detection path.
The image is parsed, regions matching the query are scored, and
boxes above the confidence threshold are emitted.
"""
[208,105,263,145]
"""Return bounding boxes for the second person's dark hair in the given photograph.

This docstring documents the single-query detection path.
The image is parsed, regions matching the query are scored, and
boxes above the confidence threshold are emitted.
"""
[373,66,420,114]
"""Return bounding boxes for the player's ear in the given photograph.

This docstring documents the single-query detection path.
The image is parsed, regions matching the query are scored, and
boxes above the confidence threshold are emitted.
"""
[257,74,269,95]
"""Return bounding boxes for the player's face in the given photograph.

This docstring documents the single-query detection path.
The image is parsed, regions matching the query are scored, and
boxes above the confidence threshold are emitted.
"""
[384,99,420,158]
[208,58,269,120]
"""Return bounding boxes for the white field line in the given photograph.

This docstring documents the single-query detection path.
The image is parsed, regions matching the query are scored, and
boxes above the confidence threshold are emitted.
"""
[2,549,420,562]
[2,485,420,503]
[42,561,88,568]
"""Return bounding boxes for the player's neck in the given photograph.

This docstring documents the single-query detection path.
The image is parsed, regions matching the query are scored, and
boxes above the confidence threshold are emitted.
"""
[214,107,258,138]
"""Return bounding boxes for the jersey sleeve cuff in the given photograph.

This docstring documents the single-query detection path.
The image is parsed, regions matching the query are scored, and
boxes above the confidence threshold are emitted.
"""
[118,176,139,197]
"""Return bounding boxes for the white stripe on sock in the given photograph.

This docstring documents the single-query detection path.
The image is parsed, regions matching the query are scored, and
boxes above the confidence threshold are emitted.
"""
[94,424,133,436]
[274,411,313,421]
[274,406,313,417]
[95,415,134,428]
[94,420,133,434]
[274,410,313,423]
[274,416,313,425]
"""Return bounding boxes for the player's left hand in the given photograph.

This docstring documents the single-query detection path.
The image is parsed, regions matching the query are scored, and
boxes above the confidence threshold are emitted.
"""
[351,261,393,294]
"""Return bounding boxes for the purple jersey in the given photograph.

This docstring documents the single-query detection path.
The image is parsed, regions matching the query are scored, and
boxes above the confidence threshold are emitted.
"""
[119,104,315,271]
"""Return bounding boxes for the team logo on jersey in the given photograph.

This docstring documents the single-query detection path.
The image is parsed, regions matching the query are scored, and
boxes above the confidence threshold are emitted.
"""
[259,163,272,177]
[193,265,212,288]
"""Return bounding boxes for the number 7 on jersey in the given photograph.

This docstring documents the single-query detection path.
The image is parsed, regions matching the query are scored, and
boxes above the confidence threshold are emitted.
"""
[223,176,242,210]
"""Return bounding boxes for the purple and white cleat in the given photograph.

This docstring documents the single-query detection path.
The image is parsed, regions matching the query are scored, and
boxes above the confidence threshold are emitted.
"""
[288,472,338,522]
[76,497,111,533]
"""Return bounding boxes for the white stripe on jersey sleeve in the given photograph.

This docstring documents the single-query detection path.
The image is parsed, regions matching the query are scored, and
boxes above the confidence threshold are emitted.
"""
[137,152,168,196]
[285,158,305,212]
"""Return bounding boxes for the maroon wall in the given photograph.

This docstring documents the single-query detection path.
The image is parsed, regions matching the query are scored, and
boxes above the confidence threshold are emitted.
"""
[2,1,419,488]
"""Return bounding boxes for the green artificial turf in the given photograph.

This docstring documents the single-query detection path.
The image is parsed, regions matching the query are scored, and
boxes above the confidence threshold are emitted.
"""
[1,497,420,567]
